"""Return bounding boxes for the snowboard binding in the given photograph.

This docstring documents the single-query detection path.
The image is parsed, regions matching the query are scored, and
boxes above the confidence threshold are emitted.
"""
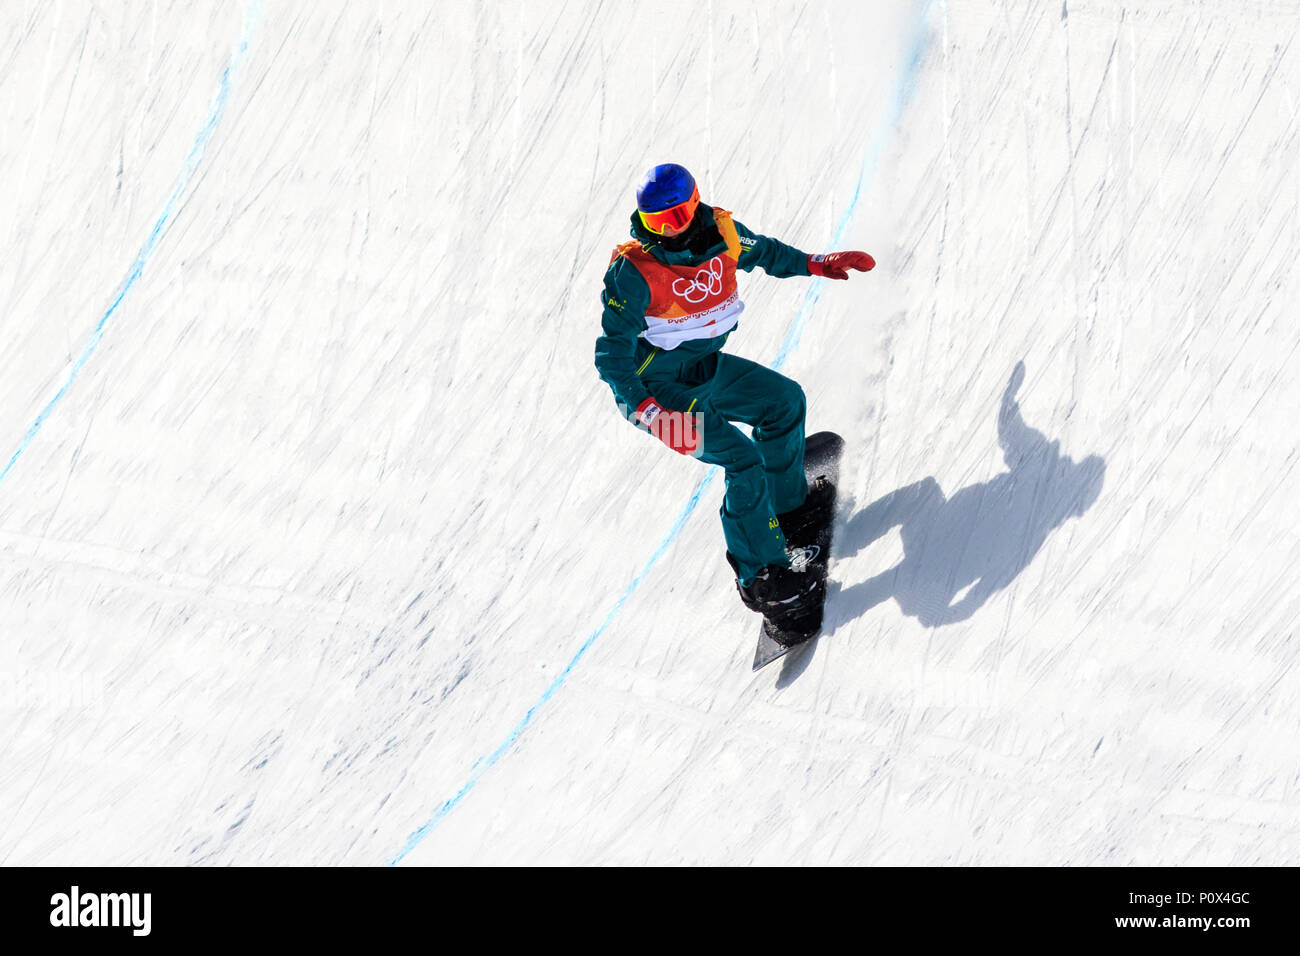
[727,472,838,647]
[731,432,845,669]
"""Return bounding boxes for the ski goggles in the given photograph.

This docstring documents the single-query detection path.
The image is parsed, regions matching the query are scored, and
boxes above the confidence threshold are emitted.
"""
[638,184,700,236]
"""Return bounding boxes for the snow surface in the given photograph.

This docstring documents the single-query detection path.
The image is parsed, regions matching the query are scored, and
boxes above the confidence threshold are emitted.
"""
[1,0,1298,866]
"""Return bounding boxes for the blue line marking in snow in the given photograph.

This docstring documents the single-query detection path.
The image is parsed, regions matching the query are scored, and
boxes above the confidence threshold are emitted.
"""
[773,4,932,374]
[0,0,262,489]
[389,2,934,865]
[388,471,718,864]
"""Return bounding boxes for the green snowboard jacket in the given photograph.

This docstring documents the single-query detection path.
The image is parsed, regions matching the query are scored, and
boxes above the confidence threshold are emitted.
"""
[594,204,812,419]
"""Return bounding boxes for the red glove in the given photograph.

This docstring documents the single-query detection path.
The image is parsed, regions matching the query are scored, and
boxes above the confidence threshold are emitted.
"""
[808,251,875,279]
[636,397,701,456]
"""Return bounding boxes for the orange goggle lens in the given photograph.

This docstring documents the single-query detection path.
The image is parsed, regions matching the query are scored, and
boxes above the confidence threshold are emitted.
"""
[638,185,700,235]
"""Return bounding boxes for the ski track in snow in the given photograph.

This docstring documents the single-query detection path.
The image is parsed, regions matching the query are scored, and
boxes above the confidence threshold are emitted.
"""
[0,0,1298,866]
[0,1,262,488]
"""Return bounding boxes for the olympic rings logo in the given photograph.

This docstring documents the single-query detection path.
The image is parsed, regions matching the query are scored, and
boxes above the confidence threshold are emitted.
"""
[671,257,724,303]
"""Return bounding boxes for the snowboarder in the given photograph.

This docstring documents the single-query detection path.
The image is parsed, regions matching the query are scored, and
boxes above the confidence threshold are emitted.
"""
[594,163,875,620]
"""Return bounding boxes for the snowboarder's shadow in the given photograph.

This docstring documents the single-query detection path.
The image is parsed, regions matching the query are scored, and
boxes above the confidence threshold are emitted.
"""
[829,361,1105,631]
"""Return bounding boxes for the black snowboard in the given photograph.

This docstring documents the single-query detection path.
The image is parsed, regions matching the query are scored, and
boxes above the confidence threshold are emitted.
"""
[752,431,844,671]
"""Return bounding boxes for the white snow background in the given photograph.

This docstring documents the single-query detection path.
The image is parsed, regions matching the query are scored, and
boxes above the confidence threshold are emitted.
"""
[1,0,1298,865]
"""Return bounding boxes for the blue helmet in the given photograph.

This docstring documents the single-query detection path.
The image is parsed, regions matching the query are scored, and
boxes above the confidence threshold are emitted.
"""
[636,163,697,212]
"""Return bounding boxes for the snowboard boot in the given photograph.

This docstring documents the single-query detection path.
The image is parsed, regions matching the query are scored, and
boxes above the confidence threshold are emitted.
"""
[776,475,836,547]
[726,550,825,641]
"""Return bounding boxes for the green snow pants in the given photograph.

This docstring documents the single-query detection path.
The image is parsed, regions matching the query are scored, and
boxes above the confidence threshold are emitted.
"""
[641,350,808,585]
